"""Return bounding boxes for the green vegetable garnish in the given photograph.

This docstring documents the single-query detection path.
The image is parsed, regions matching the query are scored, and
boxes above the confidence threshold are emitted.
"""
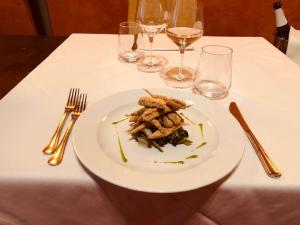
[167,128,189,146]
[151,141,164,152]
[112,117,128,125]
[117,136,128,162]
[179,138,193,146]
[198,123,204,139]
[180,112,195,125]
[185,154,198,159]
[143,88,154,96]
[193,141,207,151]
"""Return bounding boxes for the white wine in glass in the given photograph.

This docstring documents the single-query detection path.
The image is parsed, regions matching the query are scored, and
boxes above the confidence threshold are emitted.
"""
[162,0,204,88]
[136,0,168,73]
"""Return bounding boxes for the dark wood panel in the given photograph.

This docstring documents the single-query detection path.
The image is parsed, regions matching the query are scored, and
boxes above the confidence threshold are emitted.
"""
[46,0,129,35]
[203,0,300,43]
[203,0,276,42]
[0,0,37,35]
[284,1,300,30]
[0,36,66,99]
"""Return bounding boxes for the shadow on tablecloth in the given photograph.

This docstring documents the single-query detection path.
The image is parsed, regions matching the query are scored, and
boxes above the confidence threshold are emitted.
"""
[77,158,236,225]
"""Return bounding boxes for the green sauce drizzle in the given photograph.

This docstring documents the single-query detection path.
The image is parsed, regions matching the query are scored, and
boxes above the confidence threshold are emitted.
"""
[198,123,204,139]
[112,117,128,125]
[193,141,207,151]
[185,154,198,159]
[117,136,128,163]
[180,113,195,125]
[154,160,185,164]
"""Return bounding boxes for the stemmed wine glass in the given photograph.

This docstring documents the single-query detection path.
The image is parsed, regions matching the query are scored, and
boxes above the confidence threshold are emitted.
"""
[136,0,168,73]
[161,0,204,88]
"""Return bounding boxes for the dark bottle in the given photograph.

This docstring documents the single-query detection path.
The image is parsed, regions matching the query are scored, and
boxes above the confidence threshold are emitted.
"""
[273,1,290,53]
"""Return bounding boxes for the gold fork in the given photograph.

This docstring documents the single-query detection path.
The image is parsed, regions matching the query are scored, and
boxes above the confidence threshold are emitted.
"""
[48,93,87,166]
[43,88,80,155]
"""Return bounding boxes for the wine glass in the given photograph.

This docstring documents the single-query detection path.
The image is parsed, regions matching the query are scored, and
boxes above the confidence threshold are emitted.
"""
[161,0,204,88]
[136,0,168,73]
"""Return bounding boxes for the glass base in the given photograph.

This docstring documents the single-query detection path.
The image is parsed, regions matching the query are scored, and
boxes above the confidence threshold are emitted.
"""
[160,67,194,88]
[119,51,144,63]
[193,80,229,100]
[137,55,167,73]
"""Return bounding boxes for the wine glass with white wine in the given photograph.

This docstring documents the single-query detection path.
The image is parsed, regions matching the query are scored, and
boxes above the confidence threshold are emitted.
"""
[136,0,168,73]
[161,0,204,88]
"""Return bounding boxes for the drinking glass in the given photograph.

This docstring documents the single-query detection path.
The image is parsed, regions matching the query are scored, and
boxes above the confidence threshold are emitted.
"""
[136,0,168,72]
[118,22,144,63]
[194,45,233,99]
[161,0,204,88]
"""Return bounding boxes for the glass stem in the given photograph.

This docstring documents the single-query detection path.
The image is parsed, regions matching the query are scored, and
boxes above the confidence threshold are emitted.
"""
[177,48,185,81]
[148,35,154,66]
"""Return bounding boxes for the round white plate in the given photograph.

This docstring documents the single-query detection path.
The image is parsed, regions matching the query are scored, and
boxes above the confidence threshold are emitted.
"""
[72,88,245,193]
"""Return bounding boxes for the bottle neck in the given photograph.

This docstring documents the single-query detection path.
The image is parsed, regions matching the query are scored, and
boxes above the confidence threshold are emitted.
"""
[275,8,288,27]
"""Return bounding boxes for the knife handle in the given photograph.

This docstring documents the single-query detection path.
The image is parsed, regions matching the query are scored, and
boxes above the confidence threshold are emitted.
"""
[245,130,281,177]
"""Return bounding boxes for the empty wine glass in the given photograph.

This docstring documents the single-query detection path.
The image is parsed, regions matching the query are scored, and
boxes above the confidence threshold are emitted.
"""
[136,0,168,73]
[161,0,204,88]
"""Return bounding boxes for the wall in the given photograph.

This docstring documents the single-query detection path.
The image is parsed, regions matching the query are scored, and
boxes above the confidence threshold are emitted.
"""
[0,0,36,35]
[1,0,299,42]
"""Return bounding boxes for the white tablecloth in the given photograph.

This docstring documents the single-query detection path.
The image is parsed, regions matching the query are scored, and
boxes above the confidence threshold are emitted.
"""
[1,34,300,225]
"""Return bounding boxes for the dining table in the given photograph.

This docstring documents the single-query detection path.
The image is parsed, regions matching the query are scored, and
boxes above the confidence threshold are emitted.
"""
[0,33,300,225]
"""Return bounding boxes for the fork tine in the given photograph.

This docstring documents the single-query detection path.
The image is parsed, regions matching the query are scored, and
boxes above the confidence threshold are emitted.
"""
[78,95,83,112]
[72,88,79,106]
[66,88,73,105]
[80,94,87,112]
[66,88,80,107]
[83,94,87,111]
[80,94,86,112]
[75,94,83,112]
[75,93,87,113]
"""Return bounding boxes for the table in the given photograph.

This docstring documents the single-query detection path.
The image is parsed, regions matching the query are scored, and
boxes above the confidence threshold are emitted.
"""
[1,34,300,225]
[0,36,66,99]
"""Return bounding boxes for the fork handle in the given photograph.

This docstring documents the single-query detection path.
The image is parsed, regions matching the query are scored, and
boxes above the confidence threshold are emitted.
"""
[43,111,70,155]
[48,117,78,166]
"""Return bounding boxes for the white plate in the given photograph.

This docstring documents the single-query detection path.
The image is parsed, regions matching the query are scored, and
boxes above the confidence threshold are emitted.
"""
[72,88,245,193]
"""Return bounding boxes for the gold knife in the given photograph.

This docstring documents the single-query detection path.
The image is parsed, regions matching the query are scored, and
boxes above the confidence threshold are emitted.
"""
[229,102,281,178]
